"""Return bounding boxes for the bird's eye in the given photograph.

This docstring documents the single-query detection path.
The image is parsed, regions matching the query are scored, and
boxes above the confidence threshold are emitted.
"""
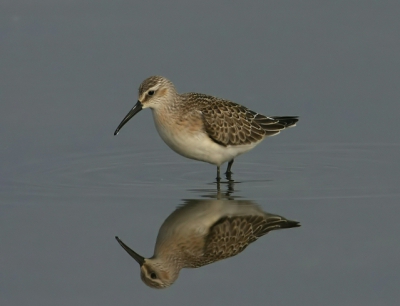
[148,90,155,96]
[150,272,157,279]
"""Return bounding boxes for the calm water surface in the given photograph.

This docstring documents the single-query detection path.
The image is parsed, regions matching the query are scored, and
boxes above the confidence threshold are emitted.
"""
[2,144,399,305]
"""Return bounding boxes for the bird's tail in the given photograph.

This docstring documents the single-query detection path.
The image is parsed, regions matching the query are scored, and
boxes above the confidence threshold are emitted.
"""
[269,116,299,128]
[253,115,299,137]
[257,216,301,237]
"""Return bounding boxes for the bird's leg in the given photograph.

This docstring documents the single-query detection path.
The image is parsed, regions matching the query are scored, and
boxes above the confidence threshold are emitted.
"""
[225,159,234,175]
[216,166,221,182]
[216,179,221,193]
[225,159,234,174]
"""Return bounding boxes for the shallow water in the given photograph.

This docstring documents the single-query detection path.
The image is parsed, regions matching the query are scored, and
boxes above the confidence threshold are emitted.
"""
[2,143,399,305]
[4,143,399,201]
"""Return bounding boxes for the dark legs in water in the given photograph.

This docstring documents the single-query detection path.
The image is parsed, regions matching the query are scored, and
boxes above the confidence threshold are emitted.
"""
[225,159,234,181]
[225,159,234,175]
[216,159,235,181]
[216,175,235,194]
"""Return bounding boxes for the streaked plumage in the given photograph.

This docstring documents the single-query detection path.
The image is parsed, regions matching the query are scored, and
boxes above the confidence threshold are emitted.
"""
[115,199,300,289]
[114,76,298,179]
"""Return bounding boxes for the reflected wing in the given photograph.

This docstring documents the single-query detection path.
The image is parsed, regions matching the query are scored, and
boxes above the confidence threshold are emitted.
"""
[203,215,299,262]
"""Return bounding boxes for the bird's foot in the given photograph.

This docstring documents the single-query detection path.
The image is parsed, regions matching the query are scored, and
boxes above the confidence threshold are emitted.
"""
[225,171,233,181]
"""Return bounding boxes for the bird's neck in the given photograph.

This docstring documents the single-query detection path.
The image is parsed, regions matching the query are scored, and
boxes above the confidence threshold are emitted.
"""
[152,94,182,119]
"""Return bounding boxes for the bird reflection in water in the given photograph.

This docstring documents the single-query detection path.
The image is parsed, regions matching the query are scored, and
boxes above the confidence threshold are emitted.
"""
[115,199,300,289]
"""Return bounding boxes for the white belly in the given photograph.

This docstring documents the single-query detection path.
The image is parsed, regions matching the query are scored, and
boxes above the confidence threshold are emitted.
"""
[152,110,259,166]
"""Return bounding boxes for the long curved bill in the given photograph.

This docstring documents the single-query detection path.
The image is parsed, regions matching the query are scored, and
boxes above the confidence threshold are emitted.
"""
[114,101,143,135]
[115,236,145,266]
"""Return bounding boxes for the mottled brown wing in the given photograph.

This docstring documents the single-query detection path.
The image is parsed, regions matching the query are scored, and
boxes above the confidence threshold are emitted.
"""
[202,215,299,263]
[184,93,297,146]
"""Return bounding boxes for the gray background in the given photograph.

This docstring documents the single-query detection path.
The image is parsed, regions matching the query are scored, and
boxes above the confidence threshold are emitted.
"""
[1,1,399,305]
